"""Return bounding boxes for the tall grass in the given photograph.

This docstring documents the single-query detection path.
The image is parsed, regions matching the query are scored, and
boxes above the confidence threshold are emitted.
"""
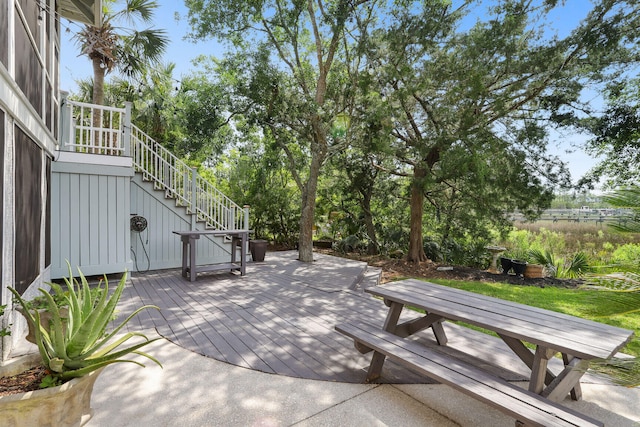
[501,221,640,274]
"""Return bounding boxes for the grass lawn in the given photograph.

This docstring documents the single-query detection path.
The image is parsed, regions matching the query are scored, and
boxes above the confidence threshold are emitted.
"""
[425,278,640,358]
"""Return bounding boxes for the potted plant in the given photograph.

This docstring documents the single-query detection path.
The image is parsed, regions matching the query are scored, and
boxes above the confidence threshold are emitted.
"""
[1,262,161,426]
[499,256,513,275]
[15,287,72,344]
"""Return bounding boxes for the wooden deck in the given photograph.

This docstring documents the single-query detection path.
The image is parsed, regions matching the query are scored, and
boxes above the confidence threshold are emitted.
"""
[115,251,534,384]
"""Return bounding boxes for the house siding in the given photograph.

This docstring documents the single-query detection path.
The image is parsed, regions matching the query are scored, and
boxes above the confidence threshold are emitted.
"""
[50,156,134,279]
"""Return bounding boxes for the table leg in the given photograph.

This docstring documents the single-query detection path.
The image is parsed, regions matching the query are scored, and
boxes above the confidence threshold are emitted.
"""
[231,236,237,266]
[180,236,189,278]
[542,356,588,402]
[366,302,404,382]
[529,346,556,395]
[498,334,556,386]
[394,313,447,340]
[240,232,247,275]
[189,235,197,282]
[563,354,583,400]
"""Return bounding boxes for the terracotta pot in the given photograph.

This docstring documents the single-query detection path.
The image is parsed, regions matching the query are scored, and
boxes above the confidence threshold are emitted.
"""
[0,367,103,427]
[17,307,69,344]
[524,264,545,278]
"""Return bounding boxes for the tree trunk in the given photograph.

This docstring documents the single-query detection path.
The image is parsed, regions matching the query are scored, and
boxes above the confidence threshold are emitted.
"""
[407,166,427,262]
[91,57,106,150]
[361,193,379,255]
[91,56,106,106]
[298,151,323,262]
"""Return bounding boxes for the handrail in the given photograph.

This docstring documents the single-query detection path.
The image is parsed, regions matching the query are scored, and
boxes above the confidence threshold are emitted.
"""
[61,99,246,231]
[63,100,126,155]
[129,124,245,230]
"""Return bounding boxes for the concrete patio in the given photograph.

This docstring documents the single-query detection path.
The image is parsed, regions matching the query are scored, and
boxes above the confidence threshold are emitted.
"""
[87,251,639,426]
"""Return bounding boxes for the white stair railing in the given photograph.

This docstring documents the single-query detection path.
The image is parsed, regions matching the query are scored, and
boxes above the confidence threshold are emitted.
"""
[62,100,125,155]
[61,98,246,231]
[129,124,246,230]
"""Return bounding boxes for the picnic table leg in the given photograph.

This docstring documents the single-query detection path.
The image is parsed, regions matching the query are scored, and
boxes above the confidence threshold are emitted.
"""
[393,313,447,344]
[499,334,556,386]
[562,354,583,400]
[366,302,404,382]
[529,346,556,395]
[542,356,588,402]
[430,320,448,345]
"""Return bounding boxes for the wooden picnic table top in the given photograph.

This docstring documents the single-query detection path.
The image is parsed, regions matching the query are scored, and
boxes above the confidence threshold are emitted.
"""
[366,279,634,361]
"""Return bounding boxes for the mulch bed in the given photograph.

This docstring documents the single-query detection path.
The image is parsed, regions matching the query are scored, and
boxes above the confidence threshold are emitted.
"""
[0,365,48,397]
[314,249,583,289]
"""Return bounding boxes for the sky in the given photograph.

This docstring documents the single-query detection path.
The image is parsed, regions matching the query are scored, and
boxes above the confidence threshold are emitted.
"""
[58,0,602,184]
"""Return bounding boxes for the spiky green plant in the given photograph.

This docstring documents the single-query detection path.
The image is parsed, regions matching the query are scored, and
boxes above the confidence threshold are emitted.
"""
[581,273,640,387]
[527,248,558,276]
[9,263,161,382]
[527,249,591,278]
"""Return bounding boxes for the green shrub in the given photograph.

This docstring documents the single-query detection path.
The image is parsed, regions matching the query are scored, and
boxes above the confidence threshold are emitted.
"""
[0,304,10,338]
[10,263,161,383]
[611,243,640,264]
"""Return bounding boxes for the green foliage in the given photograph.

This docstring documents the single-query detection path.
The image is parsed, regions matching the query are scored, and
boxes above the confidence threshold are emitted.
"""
[588,357,640,388]
[527,249,591,278]
[74,0,169,104]
[0,304,10,338]
[18,286,104,312]
[603,187,640,233]
[610,242,640,261]
[39,375,61,389]
[214,135,301,246]
[581,83,640,188]
[9,263,161,384]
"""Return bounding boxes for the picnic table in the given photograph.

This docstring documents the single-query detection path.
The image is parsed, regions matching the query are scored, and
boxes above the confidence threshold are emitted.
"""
[173,230,250,281]
[336,279,635,427]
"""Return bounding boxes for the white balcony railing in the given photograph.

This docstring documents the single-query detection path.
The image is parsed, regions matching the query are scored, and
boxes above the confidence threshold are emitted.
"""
[61,100,126,155]
[60,98,247,231]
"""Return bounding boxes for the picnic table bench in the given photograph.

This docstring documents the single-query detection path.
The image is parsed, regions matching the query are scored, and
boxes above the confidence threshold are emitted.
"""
[172,230,250,281]
[336,279,635,427]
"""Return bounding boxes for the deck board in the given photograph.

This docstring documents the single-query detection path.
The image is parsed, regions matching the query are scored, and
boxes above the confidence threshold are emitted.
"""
[113,250,606,384]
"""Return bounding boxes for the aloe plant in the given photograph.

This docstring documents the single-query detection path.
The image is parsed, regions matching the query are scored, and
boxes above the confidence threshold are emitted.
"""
[9,263,161,381]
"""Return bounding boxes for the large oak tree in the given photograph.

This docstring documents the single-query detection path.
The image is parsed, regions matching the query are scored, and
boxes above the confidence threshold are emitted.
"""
[184,0,378,262]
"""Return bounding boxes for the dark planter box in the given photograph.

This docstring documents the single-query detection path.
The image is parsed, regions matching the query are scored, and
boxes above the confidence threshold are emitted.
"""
[250,240,268,262]
[500,257,513,275]
[312,240,334,249]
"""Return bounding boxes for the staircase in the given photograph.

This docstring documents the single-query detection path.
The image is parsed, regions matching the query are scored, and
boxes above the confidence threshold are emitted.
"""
[60,98,247,232]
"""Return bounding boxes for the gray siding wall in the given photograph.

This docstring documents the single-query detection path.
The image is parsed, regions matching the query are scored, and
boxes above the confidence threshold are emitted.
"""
[51,156,235,278]
[51,154,133,278]
[130,174,233,271]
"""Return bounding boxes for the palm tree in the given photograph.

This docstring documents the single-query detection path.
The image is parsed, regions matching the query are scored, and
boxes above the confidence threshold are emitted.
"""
[584,186,640,386]
[75,0,169,106]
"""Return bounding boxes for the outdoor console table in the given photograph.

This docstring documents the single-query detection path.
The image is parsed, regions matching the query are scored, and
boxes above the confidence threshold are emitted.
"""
[336,279,634,426]
[173,230,250,281]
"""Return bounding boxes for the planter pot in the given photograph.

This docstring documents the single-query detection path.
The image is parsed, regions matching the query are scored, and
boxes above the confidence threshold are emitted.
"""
[499,257,513,275]
[511,260,527,277]
[17,307,68,344]
[250,239,268,262]
[524,264,545,279]
[312,240,334,249]
[0,367,103,427]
